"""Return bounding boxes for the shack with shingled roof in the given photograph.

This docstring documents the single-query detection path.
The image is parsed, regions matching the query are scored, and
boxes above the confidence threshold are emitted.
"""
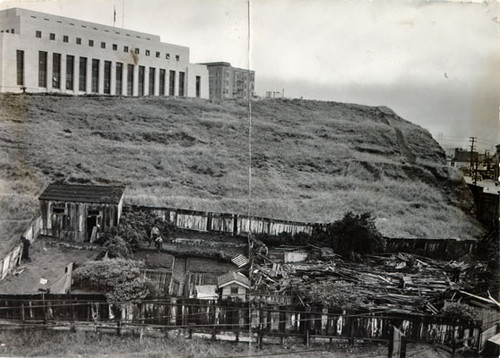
[38,183,125,242]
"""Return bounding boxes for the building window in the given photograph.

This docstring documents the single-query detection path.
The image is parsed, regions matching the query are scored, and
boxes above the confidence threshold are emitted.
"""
[49,33,55,40]
[166,53,170,59]
[169,70,175,96]
[149,67,155,95]
[11,29,14,34]
[16,50,24,86]
[79,57,87,92]
[76,37,81,45]
[112,44,117,51]
[175,55,180,61]
[63,35,69,43]
[138,65,145,96]
[116,62,123,95]
[127,64,134,96]
[35,30,41,38]
[91,59,99,93]
[124,46,129,53]
[66,55,74,90]
[104,61,111,94]
[135,48,140,54]
[52,53,61,89]
[230,287,238,295]
[178,71,185,97]
[38,51,47,88]
[145,50,150,56]
[196,76,201,98]
[156,51,160,58]
[101,42,106,49]
[89,39,94,47]
[159,69,166,96]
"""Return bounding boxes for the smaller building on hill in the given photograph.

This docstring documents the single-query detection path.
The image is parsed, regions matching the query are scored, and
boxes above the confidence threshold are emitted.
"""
[39,183,125,242]
[217,271,250,302]
[200,62,255,100]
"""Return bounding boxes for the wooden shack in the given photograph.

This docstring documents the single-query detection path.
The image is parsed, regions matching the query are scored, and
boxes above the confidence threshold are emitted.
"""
[39,183,125,242]
[217,272,250,302]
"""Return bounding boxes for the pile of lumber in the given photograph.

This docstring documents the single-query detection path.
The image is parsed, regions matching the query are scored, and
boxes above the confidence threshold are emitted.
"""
[252,251,466,313]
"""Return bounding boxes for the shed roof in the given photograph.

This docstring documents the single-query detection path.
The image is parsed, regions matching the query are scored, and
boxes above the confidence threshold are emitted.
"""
[217,272,250,289]
[39,183,125,204]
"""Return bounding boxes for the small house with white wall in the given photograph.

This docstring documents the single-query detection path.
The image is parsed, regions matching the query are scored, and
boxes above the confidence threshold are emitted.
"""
[39,183,125,242]
[217,272,250,302]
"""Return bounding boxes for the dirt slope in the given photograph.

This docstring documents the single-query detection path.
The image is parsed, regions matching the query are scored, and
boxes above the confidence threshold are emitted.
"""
[0,93,481,243]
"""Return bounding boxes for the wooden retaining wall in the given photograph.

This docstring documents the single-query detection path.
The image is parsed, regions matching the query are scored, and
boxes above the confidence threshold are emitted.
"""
[0,294,482,351]
[131,205,477,258]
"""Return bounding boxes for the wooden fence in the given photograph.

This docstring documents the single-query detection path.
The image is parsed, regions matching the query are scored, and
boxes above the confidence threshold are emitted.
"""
[132,206,315,237]
[131,206,477,258]
[0,216,42,280]
[0,294,482,352]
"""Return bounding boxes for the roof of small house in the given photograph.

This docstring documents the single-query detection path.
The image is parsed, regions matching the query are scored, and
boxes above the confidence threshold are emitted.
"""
[195,285,218,300]
[217,272,250,289]
[39,183,125,204]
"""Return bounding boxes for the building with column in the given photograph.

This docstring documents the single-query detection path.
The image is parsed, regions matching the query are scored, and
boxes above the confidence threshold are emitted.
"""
[200,62,255,100]
[0,8,208,98]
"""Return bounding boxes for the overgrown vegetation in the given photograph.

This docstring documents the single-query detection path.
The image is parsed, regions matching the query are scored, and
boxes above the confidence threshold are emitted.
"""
[97,208,175,257]
[317,212,385,257]
[441,302,478,321]
[72,259,153,306]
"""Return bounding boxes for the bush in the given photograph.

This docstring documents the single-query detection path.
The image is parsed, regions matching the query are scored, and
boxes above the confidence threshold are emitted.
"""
[97,208,175,251]
[103,236,130,258]
[318,211,385,257]
[72,259,152,306]
[441,302,478,321]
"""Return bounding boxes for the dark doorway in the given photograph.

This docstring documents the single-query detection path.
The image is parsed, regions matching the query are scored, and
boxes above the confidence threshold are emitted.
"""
[86,215,98,242]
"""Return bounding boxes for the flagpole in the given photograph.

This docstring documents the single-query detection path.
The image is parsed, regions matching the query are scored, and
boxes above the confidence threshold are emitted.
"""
[113,5,116,28]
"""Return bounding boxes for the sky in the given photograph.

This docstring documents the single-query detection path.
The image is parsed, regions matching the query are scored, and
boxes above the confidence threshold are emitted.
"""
[1,0,499,152]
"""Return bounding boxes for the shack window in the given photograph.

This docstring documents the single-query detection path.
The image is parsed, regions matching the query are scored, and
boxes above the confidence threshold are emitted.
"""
[230,287,238,295]
[52,205,65,214]
[88,210,100,216]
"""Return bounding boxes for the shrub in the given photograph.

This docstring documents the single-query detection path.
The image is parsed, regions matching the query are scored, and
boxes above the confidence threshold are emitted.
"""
[441,302,478,321]
[318,211,385,257]
[72,259,152,306]
[102,235,130,258]
[97,208,175,251]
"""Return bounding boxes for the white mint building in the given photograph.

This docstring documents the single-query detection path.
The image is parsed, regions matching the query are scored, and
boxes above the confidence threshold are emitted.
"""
[0,8,208,98]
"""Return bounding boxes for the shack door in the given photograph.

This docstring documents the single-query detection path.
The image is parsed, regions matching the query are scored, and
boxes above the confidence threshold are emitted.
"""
[86,210,102,242]
[51,204,67,239]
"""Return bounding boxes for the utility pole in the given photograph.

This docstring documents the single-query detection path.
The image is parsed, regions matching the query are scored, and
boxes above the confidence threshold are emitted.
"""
[469,137,476,179]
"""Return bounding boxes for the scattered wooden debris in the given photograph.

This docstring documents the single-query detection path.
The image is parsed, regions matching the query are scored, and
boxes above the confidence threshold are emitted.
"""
[251,251,471,313]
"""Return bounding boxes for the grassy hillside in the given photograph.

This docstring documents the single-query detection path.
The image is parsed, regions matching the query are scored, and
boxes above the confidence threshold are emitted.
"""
[0,93,482,251]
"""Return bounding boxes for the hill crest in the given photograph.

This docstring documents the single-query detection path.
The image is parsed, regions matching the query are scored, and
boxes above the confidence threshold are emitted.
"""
[0,93,482,244]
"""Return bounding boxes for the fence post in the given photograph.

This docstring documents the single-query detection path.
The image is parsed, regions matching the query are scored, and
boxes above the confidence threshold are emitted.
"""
[211,302,218,341]
[400,333,407,358]
[303,306,311,347]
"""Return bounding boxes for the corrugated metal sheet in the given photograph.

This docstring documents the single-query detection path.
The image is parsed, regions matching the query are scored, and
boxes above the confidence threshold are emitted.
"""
[39,184,125,204]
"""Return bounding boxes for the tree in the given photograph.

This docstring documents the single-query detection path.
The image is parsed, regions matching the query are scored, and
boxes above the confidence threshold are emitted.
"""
[319,211,385,257]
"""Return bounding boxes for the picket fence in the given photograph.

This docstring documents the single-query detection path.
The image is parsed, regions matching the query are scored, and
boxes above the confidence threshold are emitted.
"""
[0,294,481,352]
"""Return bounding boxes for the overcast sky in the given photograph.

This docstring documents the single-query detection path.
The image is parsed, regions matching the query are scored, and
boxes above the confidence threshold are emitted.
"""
[1,0,499,151]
